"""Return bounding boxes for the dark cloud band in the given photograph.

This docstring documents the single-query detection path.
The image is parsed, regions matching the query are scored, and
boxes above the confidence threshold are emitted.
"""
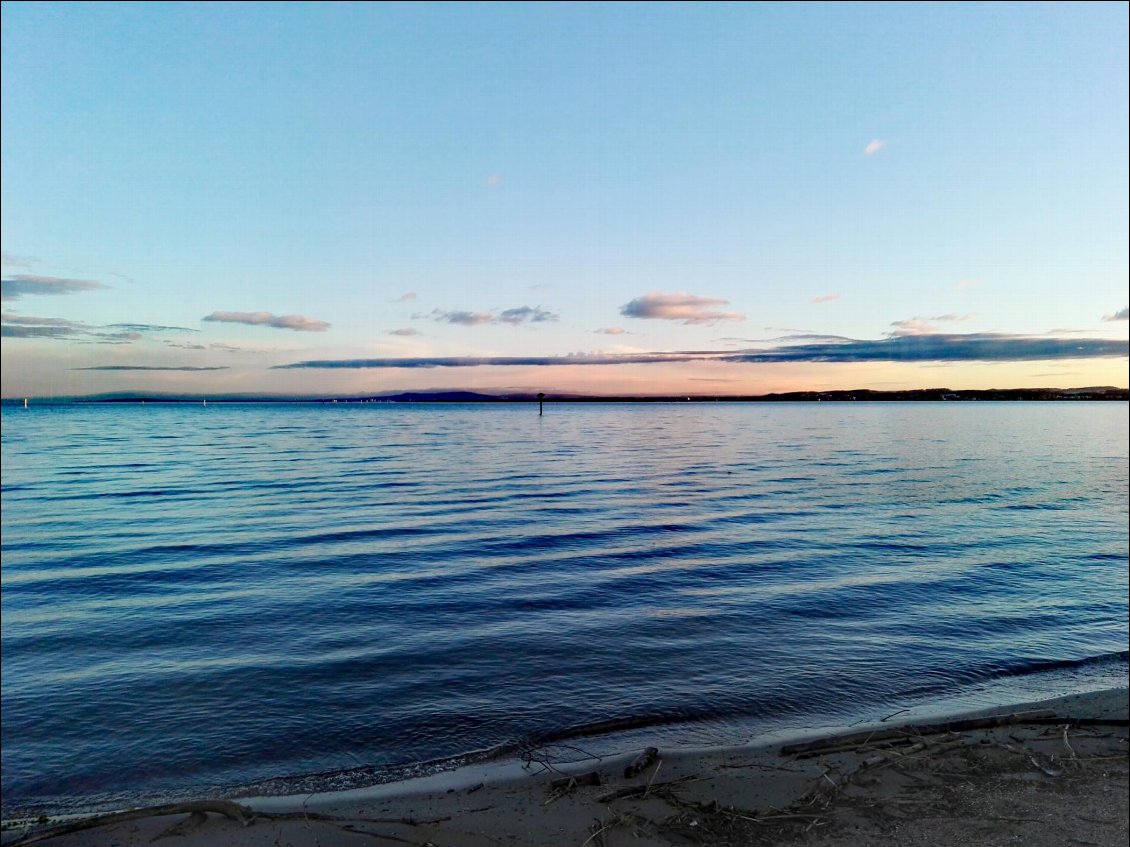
[1,275,110,301]
[273,333,1128,370]
[73,365,229,371]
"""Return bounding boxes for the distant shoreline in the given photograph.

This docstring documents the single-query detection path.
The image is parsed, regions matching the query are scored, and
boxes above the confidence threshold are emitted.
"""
[2,387,1128,405]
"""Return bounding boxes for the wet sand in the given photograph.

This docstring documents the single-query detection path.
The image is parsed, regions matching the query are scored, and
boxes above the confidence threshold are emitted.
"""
[4,687,1126,847]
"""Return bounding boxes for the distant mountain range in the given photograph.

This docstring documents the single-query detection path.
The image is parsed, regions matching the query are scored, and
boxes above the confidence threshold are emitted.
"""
[3,387,1127,404]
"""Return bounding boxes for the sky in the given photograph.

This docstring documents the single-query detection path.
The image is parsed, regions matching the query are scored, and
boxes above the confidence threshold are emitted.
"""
[2,1,1127,398]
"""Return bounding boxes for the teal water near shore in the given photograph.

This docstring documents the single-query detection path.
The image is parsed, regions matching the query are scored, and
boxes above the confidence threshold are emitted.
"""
[1,402,1127,813]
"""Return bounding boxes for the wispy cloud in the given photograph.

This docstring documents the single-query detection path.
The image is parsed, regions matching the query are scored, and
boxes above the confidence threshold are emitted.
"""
[107,322,198,333]
[1103,306,1129,322]
[163,341,208,350]
[486,174,503,188]
[864,139,886,156]
[202,311,331,332]
[1,312,84,328]
[2,274,110,301]
[620,292,744,325]
[419,306,559,326]
[394,292,417,302]
[2,313,196,344]
[2,324,78,338]
[1,252,37,268]
[275,332,1128,369]
[421,308,494,326]
[595,327,629,335]
[811,293,840,304]
[389,328,420,336]
[276,352,706,369]
[89,331,143,343]
[956,278,979,290]
[73,365,229,371]
[498,306,557,324]
[889,313,976,336]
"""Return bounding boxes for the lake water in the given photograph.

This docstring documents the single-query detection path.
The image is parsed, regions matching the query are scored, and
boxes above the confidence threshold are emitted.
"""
[1,402,1127,814]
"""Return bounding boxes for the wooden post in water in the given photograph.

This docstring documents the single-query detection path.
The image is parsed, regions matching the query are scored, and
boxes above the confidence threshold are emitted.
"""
[537,392,545,416]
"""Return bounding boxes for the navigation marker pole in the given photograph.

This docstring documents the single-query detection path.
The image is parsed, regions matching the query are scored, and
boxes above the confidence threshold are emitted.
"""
[538,392,545,416]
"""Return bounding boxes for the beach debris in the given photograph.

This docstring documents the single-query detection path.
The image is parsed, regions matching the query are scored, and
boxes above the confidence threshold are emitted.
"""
[624,746,660,778]
[780,709,1060,757]
[545,770,604,804]
[152,810,208,840]
[1062,723,1079,766]
[8,801,257,845]
[550,770,603,790]
[596,774,698,804]
[1028,752,1064,777]
[520,741,602,776]
[880,707,911,722]
[582,812,654,845]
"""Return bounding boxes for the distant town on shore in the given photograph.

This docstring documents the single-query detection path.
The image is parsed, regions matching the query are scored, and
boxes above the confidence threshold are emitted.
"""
[3,387,1128,405]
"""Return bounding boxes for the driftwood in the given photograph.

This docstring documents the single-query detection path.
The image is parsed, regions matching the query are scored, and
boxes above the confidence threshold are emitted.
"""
[780,710,1063,757]
[9,801,256,845]
[550,770,603,790]
[624,746,659,778]
[597,775,697,804]
[8,799,461,846]
[783,711,1130,758]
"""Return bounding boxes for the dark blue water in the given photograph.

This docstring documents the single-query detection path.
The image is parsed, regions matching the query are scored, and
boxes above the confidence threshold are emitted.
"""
[1,402,1127,813]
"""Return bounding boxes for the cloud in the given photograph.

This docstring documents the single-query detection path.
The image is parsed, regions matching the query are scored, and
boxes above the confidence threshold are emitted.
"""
[2,324,78,338]
[620,292,745,325]
[423,308,494,326]
[420,306,559,326]
[723,333,1128,363]
[394,292,418,302]
[275,352,706,369]
[497,306,557,324]
[1103,307,1129,322]
[1,313,114,340]
[106,322,198,333]
[889,313,976,336]
[955,279,979,290]
[202,311,331,332]
[389,328,420,336]
[486,174,502,188]
[864,139,886,156]
[888,319,939,336]
[2,274,110,301]
[2,312,195,345]
[73,365,229,371]
[1,252,37,268]
[163,341,208,350]
[595,327,628,335]
[811,293,840,304]
[274,332,1128,370]
[1,313,84,328]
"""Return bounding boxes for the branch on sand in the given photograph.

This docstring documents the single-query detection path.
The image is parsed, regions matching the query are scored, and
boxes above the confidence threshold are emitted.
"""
[779,710,1127,758]
[8,799,455,847]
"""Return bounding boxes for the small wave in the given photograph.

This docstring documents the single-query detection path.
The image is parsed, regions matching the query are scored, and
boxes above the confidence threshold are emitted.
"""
[992,650,1129,679]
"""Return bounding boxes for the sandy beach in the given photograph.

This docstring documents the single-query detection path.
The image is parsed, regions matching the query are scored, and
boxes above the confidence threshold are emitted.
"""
[3,687,1125,847]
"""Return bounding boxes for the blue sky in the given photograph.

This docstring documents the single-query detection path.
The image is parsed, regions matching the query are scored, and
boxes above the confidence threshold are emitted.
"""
[2,1,1127,397]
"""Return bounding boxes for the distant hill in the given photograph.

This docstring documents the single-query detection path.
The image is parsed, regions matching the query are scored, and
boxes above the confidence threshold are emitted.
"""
[2,386,1127,404]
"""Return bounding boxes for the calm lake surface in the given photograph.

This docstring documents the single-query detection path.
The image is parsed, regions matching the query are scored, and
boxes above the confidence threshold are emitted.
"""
[1,402,1127,813]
